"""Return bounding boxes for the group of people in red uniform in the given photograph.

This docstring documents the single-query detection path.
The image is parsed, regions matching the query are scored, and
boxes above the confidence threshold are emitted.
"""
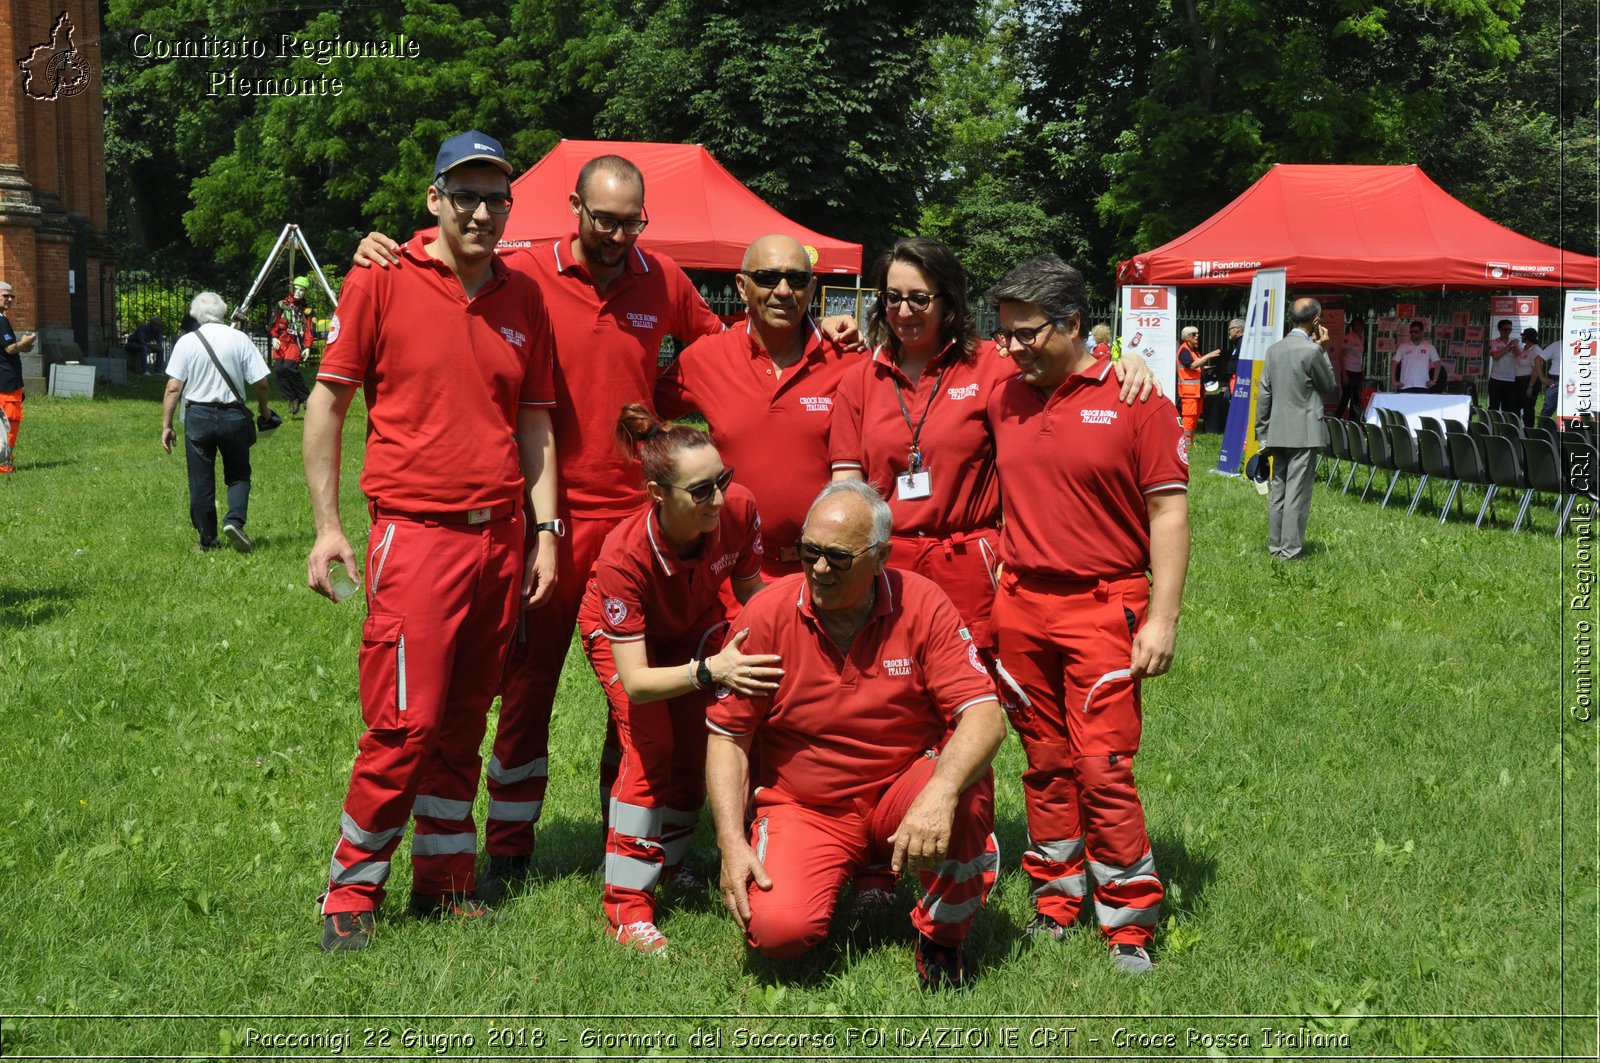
[305,131,1193,990]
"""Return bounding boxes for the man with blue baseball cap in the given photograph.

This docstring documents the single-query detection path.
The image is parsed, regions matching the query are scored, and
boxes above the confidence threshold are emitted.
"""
[306,130,561,951]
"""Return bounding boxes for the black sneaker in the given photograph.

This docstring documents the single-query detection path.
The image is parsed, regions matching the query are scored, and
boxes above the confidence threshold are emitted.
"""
[409,892,500,925]
[320,910,375,952]
[1024,913,1067,942]
[915,933,968,991]
[475,854,531,903]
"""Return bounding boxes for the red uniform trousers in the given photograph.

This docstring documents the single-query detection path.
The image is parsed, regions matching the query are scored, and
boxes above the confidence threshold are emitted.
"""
[887,529,1000,651]
[322,512,523,915]
[991,570,1163,947]
[1,389,22,455]
[845,527,1004,895]
[490,514,623,855]
[582,629,717,929]
[744,759,998,957]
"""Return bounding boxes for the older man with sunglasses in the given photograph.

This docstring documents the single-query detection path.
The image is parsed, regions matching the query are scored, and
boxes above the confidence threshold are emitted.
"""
[656,234,858,579]
[707,480,1006,991]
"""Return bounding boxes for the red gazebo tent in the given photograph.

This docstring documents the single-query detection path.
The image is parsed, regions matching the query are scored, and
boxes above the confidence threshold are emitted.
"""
[1116,164,1600,290]
[495,139,862,275]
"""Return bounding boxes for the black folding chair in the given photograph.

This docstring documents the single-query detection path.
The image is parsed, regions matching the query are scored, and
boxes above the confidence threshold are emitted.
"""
[1417,428,1456,521]
[1322,418,1348,487]
[1521,436,1565,535]
[1386,424,1426,512]
[1481,434,1529,532]
[1362,421,1396,504]
[1417,415,1446,439]
[1344,418,1372,494]
[1446,431,1494,527]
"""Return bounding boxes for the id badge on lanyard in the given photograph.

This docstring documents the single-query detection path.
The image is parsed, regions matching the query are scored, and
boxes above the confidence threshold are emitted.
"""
[897,468,932,500]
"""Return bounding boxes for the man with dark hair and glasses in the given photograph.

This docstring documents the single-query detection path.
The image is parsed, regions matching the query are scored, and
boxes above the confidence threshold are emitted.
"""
[656,234,857,580]
[306,130,560,952]
[707,479,1005,990]
[985,254,1190,976]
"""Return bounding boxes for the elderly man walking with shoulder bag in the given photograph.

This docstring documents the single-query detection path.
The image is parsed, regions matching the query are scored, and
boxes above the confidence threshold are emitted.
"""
[161,292,274,554]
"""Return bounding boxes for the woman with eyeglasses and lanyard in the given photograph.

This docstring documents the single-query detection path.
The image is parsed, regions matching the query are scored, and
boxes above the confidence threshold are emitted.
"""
[577,403,781,954]
[828,239,1155,899]
[830,238,1157,667]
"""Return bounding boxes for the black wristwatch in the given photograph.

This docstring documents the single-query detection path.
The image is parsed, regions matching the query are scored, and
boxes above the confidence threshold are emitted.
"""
[696,659,714,690]
[534,519,566,537]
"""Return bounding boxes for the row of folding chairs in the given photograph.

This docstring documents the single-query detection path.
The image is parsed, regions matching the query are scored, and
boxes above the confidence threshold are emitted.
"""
[1322,416,1597,535]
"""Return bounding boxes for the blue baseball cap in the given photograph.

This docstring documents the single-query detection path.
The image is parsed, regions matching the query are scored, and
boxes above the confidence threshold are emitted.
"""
[433,131,512,179]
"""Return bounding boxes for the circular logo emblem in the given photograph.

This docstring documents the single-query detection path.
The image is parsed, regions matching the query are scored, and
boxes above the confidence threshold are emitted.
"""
[603,597,628,627]
[1177,434,1190,467]
[752,531,764,556]
[804,246,819,266]
[327,313,342,344]
[968,643,986,674]
[1491,266,1506,279]
[1142,292,1156,307]
[48,50,92,98]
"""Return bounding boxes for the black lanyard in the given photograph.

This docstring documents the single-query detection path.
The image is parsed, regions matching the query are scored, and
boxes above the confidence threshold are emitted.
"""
[890,350,953,472]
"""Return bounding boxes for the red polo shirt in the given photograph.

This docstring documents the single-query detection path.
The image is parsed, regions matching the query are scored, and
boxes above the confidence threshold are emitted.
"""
[655,316,855,552]
[706,569,996,807]
[511,236,723,518]
[318,235,556,511]
[988,357,1188,580]
[829,340,1010,536]
[579,484,764,646]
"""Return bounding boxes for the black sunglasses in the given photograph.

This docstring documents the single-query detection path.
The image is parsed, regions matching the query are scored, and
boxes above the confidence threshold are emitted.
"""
[435,183,514,215]
[741,269,813,290]
[795,538,882,571]
[883,290,940,311]
[660,466,734,505]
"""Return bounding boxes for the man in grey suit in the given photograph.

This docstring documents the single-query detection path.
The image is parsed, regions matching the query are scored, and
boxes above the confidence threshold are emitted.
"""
[1256,297,1339,560]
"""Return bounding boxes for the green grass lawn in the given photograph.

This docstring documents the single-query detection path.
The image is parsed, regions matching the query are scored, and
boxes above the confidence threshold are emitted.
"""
[0,377,1593,1059]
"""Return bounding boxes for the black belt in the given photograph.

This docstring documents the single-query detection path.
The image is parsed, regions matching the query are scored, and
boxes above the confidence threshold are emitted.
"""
[188,400,246,409]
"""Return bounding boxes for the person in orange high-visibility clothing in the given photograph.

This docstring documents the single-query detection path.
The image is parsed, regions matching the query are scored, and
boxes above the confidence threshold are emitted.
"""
[1175,326,1219,444]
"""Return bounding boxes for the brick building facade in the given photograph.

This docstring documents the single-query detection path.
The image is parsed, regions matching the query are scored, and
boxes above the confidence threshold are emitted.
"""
[2,1,114,388]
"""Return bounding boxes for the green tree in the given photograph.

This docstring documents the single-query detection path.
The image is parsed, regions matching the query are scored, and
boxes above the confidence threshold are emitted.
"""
[1023,0,1541,268]
[597,0,980,258]
[914,2,1081,293]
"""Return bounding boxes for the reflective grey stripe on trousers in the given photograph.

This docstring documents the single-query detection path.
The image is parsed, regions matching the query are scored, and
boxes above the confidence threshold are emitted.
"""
[412,795,473,821]
[341,811,403,851]
[411,833,476,857]
[487,755,548,786]
[329,854,390,886]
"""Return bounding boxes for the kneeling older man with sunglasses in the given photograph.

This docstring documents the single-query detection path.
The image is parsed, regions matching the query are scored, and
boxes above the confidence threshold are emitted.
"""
[706,479,1005,991]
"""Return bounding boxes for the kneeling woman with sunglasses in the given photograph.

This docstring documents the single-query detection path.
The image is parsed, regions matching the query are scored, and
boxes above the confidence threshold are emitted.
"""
[578,403,782,954]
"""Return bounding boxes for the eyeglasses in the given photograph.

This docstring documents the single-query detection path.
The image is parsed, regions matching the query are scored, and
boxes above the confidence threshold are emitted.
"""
[883,290,940,311]
[740,269,813,291]
[435,183,514,215]
[660,466,734,505]
[579,198,649,236]
[795,538,883,571]
[991,321,1059,348]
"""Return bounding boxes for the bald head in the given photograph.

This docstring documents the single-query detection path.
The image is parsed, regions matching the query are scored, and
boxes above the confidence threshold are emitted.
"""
[743,235,808,272]
[1290,297,1322,325]
[575,154,644,200]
